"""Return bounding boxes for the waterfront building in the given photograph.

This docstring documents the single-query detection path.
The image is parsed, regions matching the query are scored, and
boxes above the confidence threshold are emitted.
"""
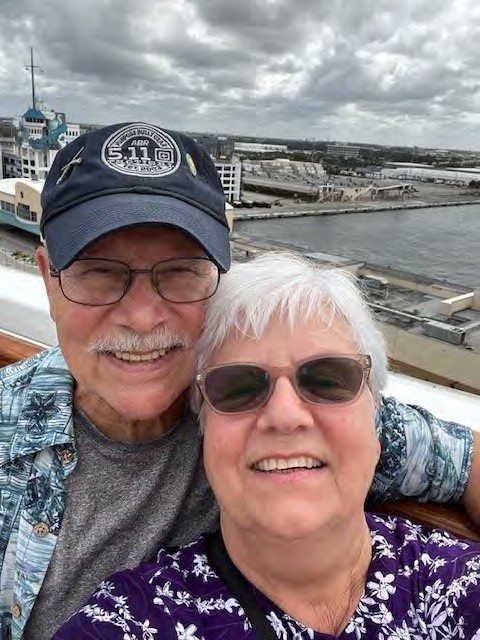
[18,104,81,180]
[326,143,360,158]
[0,121,22,179]
[0,107,82,182]
[0,50,82,182]
[195,134,235,159]
[215,159,242,202]
[194,135,242,202]
[0,177,43,234]
[234,141,288,154]
[0,147,22,179]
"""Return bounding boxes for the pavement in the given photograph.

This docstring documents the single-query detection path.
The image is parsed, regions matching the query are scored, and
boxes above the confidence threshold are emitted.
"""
[0,225,39,256]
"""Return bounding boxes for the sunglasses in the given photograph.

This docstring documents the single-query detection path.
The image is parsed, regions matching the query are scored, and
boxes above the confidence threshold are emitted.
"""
[196,354,372,415]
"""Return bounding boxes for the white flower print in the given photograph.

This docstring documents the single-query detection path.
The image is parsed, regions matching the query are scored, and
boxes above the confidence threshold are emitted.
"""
[97,580,116,595]
[173,590,192,606]
[192,553,216,582]
[367,572,396,600]
[385,620,423,639]
[286,620,315,639]
[371,533,395,559]
[138,619,158,640]
[345,615,366,639]
[175,622,201,640]
[194,596,221,614]
[370,603,394,625]
[115,600,134,620]
[223,597,241,614]
[153,581,174,609]
[399,559,419,578]
[266,611,288,639]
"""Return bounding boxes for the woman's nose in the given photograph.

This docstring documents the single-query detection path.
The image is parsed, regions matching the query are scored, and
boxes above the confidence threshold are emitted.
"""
[256,376,316,433]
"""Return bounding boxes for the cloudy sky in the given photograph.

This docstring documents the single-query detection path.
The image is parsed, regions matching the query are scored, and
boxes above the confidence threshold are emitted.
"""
[1,0,480,149]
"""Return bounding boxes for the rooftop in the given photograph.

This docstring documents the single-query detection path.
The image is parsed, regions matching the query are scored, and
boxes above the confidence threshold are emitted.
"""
[0,177,45,196]
[363,281,480,353]
[23,108,46,121]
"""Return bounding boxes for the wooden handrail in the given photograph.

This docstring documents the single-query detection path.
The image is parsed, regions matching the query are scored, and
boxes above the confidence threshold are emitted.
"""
[0,331,478,541]
[0,330,45,368]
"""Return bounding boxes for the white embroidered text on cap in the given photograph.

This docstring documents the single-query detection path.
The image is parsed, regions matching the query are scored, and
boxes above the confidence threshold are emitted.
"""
[101,123,181,178]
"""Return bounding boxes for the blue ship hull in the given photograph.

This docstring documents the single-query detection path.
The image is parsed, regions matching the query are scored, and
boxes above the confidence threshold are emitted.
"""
[0,210,41,236]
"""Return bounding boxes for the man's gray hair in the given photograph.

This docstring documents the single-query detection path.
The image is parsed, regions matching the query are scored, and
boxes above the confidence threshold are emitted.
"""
[195,252,388,402]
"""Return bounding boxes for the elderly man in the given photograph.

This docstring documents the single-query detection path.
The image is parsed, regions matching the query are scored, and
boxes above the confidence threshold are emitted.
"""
[0,122,478,640]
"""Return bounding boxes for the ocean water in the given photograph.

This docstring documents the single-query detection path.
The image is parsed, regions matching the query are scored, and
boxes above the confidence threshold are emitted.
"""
[235,204,480,288]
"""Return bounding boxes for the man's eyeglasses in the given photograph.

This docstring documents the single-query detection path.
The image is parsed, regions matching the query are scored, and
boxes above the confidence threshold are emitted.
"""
[49,257,220,306]
[196,354,372,414]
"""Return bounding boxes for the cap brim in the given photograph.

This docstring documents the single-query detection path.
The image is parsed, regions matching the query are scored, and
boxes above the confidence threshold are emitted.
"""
[43,193,231,272]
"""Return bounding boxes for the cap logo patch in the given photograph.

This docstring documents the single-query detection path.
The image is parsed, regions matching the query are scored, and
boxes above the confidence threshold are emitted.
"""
[101,123,181,177]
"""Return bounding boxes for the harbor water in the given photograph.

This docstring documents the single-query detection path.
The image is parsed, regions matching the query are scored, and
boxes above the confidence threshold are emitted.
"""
[235,204,480,288]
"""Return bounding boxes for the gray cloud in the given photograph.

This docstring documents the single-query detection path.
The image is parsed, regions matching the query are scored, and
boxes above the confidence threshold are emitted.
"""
[1,0,480,148]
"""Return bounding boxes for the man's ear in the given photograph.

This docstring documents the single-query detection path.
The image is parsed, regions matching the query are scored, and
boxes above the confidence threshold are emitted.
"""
[36,246,57,323]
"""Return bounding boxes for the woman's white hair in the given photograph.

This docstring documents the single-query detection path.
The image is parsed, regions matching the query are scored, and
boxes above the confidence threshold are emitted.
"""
[195,252,388,405]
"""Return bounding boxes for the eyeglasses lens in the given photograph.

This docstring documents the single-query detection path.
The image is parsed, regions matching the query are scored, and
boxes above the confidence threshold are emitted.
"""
[297,357,364,403]
[153,258,218,303]
[204,365,270,413]
[61,260,129,305]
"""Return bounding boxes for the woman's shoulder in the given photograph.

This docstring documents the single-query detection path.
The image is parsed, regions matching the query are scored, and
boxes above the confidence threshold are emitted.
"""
[367,511,479,558]
[343,514,479,639]
[367,511,480,579]
[364,513,480,627]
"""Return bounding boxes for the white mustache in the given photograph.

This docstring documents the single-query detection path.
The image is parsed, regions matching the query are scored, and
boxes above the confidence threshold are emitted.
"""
[87,327,189,354]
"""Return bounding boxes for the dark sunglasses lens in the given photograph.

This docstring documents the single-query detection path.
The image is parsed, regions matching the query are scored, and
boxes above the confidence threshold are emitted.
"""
[204,365,270,413]
[297,357,364,404]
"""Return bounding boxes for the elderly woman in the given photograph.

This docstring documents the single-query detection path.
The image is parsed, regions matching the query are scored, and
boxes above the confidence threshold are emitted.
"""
[55,253,479,639]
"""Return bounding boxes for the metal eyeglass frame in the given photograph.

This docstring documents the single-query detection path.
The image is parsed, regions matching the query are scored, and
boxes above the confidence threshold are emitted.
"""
[49,256,220,306]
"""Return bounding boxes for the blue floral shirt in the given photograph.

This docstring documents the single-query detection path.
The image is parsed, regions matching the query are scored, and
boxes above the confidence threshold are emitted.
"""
[53,514,480,639]
[0,347,475,639]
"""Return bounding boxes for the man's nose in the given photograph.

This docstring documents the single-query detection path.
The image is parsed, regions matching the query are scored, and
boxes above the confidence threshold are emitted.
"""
[110,272,171,332]
[256,376,316,434]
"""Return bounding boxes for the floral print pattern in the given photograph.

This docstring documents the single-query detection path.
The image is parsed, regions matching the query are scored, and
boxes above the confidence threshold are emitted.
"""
[54,515,480,639]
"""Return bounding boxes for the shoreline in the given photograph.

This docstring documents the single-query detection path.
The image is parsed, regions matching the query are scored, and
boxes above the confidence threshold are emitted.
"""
[234,197,480,221]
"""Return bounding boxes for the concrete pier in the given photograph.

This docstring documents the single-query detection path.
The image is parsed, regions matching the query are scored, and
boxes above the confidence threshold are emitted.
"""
[234,198,480,222]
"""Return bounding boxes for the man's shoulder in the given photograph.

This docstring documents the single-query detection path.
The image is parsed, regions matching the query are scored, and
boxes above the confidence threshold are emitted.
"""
[0,346,74,448]
[0,346,69,388]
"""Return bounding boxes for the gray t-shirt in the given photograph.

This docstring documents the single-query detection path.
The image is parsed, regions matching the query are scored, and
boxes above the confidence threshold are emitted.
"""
[24,407,219,640]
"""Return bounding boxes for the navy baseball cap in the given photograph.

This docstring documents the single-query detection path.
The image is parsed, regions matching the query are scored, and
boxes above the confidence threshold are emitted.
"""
[40,122,231,272]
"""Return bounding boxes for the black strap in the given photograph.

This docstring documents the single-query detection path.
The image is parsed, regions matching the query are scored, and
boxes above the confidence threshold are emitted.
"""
[205,531,278,640]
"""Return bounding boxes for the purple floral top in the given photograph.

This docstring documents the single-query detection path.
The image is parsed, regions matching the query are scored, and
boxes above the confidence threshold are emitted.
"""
[54,514,480,639]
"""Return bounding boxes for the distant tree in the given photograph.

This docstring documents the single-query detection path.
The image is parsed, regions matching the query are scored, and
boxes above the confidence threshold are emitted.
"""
[326,166,340,176]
